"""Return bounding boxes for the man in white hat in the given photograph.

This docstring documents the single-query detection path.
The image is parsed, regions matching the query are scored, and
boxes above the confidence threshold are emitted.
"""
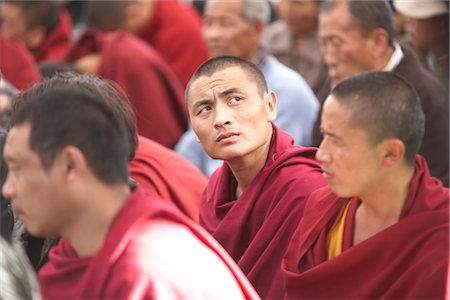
[394,0,449,91]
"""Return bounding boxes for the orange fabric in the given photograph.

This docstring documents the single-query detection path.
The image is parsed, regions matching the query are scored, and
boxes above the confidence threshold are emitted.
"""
[326,199,351,260]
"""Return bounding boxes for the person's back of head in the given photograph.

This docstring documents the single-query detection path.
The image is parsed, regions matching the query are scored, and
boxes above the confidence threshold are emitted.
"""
[10,86,130,185]
[1,1,60,51]
[331,71,425,164]
[11,73,138,162]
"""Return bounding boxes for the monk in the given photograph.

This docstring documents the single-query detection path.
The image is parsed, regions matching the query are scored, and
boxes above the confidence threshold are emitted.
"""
[86,0,208,86]
[3,85,259,299]
[1,1,72,63]
[283,71,449,299]
[187,56,326,298]
[66,29,187,148]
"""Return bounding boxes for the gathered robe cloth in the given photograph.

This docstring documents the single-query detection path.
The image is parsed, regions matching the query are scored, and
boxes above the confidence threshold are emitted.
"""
[283,155,449,299]
[129,135,207,222]
[200,126,326,299]
[39,186,260,299]
[139,0,209,86]
[34,10,72,63]
[66,30,187,148]
[0,36,41,90]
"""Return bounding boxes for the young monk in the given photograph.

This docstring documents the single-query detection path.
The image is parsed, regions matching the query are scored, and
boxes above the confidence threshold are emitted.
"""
[283,71,449,299]
[186,55,326,298]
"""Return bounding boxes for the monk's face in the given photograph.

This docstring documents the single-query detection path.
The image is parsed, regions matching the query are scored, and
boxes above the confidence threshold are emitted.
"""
[2,123,73,237]
[187,66,277,162]
[316,95,384,198]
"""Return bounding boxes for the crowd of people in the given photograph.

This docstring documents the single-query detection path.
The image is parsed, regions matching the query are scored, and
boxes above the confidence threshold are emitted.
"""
[0,0,448,299]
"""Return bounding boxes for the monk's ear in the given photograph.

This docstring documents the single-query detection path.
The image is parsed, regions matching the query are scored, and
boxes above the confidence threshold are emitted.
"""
[264,91,277,122]
[24,26,46,50]
[380,138,405,168]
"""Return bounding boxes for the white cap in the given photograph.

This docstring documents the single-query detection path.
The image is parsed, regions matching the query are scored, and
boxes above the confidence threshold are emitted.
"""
[393,0,449,19]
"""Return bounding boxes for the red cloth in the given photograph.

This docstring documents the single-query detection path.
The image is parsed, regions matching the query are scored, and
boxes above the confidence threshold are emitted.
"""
[0,36,41,90]
[200,126,326,299]
[34,10,72,63]
[39,186,260,299]
[283,155,449,299]
[140,0,209,86]
[66,30,187,148]
[129,135,207,222]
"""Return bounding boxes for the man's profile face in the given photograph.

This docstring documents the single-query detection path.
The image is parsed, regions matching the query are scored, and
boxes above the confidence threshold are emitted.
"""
[203,0,259,60]
[316,95,384,198]
[2,123,71,237]
[319,3,376,87]
[187,66,276,163]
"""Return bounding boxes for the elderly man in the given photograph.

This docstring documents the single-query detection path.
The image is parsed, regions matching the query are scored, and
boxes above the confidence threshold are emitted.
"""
[175,0,319,176]
[283,71,448,299]
[311,0,449,187]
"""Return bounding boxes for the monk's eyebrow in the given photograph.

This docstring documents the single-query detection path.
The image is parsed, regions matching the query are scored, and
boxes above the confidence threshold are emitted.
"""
[192,99,212,110]
[219,88,242,98]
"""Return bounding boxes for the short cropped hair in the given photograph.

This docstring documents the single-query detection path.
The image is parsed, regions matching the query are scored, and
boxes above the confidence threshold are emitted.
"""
[321,0,394,46]
[331,71,425,164]
[185,55,268,103]
[11,73,138,162]
[4,1,60,34]
[205,0,270,24]
[10,87,130,185]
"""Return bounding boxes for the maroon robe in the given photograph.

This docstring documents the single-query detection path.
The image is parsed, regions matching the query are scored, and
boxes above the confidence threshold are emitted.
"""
[283,155,449,299]
[0,36,41,90]
[39,186,259,299]
[139,0,209,86]
[200,125,326,299]
[129,135,207,222]
[35,10,72,63]
[66,30,187,148]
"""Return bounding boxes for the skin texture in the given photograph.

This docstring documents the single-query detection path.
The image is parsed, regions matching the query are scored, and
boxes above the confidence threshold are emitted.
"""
[203,0,261,60]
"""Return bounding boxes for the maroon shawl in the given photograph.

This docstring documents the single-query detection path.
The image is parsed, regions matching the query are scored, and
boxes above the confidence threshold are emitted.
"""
[200,126,326,299]
[129,135,207,222]
[66,30,187,148]
[39,187,259,299]
[283,155,449,299]
[140,0,208,86]
[0,36,41,90]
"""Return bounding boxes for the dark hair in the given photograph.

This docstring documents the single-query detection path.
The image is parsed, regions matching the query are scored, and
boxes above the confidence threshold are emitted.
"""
[331,71,425,164]
[321,0,394,46]
[3,1,60,34]
[185,55,268,103]
[11,73,138,161]
[10,87,130,184]
[86,1,134,31]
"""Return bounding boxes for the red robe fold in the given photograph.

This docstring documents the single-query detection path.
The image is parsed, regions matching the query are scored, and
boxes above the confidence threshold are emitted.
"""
[66,30,187,148]
[200,125,326,299]
[139,0,209,86]
[283,155,449,299]
[34,10,72,63]
[0,36,41,90]
[39,187,260,299]
[129,135,207,222]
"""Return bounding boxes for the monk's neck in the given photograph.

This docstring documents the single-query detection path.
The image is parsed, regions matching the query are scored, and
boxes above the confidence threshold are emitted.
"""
[228,132,273,198]
[61,183,130,257]
[354,166,414,245]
